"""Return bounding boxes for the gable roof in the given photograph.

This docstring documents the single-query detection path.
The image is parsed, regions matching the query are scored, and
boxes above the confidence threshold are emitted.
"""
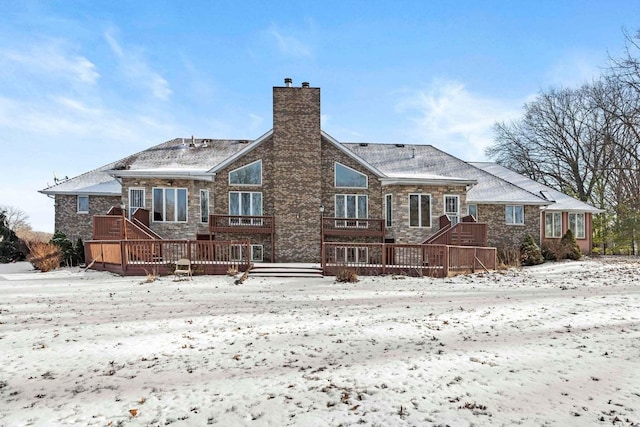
[343,143,550,204]
[470,162,603,213]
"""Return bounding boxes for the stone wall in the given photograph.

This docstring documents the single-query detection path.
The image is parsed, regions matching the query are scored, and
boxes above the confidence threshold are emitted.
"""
[479,204,540,249]
[54,194,120,242]
[121,178,212,239]
[383,184,467,244]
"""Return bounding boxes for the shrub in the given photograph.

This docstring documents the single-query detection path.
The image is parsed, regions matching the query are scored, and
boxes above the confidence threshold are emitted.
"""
[496,247,520,268]
[50,231,74,267]
[74,238,85,265]
[28,242,62,272]
[561,229,582,260]
[520,235,544,266]
[336,268,358,283]
[0,210,26,262]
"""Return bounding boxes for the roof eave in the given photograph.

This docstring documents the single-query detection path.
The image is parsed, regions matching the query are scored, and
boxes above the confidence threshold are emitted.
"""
[323,131,386,177]
[208,130,273,174]
[108,170,215,182]
[380,177,476,186]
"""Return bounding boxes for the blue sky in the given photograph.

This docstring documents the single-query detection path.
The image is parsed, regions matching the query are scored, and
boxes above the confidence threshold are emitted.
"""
[1,0,636,232]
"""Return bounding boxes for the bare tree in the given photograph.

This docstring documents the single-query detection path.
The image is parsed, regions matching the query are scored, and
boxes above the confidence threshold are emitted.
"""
[0,205,30,233]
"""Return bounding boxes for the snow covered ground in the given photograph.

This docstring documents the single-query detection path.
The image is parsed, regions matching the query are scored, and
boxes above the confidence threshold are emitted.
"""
[1,258,639,426]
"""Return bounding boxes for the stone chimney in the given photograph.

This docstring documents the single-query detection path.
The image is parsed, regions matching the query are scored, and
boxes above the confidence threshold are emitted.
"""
[271,78,322,262]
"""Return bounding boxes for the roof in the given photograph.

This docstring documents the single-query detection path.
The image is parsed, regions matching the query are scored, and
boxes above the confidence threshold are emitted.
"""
[40,137,254,195]
[343,143,549,204]
[470,162,603,213]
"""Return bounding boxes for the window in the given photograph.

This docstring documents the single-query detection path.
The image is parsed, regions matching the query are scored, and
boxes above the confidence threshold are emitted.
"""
[334,246,368,264]
[444,195,460,225]
[229,160,262,185]
[153,188,187,222]
[409,194,431,227]
[505,205,524,225]
[335,194,368,227]
[200,190,210,223]
[335,162,367,188]
[230,244,263,262]
[229,191,262,225]
[385,194,392,228]
[545,212,562,238]
[77,196,89,213]
[468,204,478,220]
[569,213,585,239]
[129,188,145,218]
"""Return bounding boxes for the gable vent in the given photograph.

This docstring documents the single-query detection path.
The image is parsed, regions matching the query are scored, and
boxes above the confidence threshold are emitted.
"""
[395,144,405,148]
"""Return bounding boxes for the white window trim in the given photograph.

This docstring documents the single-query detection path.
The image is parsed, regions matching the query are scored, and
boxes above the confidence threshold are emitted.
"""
[545,211,562,238]
[505,205,525,225]
[230,244,263,262]
[385,194,393,228]
[334,246,368,264]
[409,193,432,228]
[334,162,368,189]
[228,191,263,225]
[228,159,262,186]
[334,194,368,227]
[77,195,89,214]
[128,188,145,219]
[569,212,586,239]
[444,194,460,225]
[152,187,189,223]
[200,189,210,224]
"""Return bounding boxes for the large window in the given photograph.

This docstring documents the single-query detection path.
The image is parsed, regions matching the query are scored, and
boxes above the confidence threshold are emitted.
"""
[230,244,264,262]
[335,194,368,227]
[77,196,89,213]
[385,194,392,228]
[229,160,262,185]
[335,162,367,188]
[229,191,262,225]
[505,205,524,225]
[409,194,431,227]
[153,188,187,222]
[129,188,145,218]
[200,190,210,223]
[545,212,562,238]
[444,195,460,225]
[569,213,585,239]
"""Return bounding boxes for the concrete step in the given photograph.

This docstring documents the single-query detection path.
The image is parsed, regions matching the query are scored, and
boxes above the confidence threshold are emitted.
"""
[249,265,324,278]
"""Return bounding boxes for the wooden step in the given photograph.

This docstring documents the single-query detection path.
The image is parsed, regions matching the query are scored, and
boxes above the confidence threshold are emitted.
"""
[249,264,324,278]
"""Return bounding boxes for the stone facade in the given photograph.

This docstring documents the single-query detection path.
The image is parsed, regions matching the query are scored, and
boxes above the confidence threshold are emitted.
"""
[479,204,540,249]
[120,177,213,240]
[54,194,120,242]
[383,184,468,244]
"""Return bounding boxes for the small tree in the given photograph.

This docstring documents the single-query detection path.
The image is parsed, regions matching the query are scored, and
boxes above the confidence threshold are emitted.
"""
[520,235,544,266]
[0,210,25,262]
[560,229,582,260]
[74,238,85,265]
[50,231,75,267]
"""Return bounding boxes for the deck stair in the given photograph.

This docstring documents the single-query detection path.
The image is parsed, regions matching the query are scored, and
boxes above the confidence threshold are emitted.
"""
[249,263,324,278]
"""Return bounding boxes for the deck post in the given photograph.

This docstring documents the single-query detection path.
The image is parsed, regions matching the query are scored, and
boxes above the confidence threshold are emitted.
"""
[381,242,386,275]
[443,245,450,277]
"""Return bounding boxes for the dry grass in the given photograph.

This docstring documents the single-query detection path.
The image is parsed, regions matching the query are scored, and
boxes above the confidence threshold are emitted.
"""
[27,242,61,272]
[335,268,359,283]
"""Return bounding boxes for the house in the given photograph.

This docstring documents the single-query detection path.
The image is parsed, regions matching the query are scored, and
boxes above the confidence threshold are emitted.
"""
[40,79,601,273]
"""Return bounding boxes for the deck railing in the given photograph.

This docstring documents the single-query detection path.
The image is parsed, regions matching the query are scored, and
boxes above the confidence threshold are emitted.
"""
[322,242,496,277]
[322,217,385,238]
[85,240,252,276]
[93,215,161,240]
[209,215,275,234]
[424,221,488,247]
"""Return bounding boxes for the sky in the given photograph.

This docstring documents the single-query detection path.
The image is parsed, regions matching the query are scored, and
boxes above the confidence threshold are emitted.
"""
[0,0,637,233]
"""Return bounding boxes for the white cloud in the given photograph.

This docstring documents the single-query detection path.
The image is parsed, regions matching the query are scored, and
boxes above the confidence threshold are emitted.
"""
[104,29,172,101]
[269,25,312,57]
[396,79,523,161]
[1,40,99,84]
[546,51,604,88]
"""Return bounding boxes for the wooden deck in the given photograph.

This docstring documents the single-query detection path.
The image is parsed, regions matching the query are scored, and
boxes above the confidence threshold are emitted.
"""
[84,240,252,276]
[322,242,496,277]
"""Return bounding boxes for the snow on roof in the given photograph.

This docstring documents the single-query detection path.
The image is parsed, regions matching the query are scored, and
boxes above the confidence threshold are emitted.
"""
[470,162,603,213]
[343,143,549,204]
